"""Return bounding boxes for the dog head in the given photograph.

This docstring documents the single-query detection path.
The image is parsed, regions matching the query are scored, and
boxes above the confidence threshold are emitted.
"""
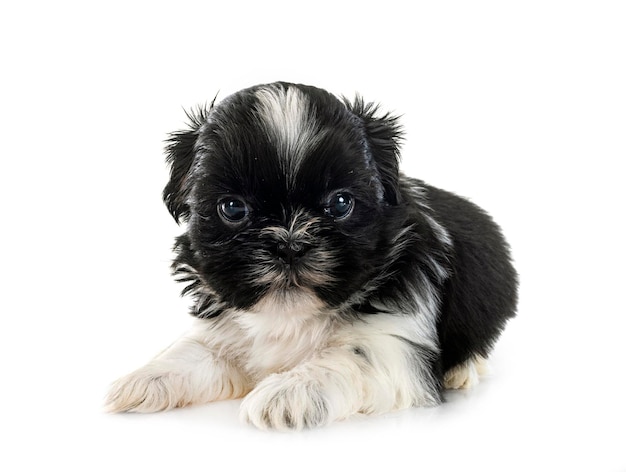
[164,82,405,314]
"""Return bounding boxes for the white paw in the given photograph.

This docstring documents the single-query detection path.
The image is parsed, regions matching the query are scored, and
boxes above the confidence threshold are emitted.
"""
[443,355,488,390]
[240,372,331,430]
[105,369,184,413]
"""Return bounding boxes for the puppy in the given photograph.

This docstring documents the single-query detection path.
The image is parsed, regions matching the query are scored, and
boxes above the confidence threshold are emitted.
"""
[106,82,518,429]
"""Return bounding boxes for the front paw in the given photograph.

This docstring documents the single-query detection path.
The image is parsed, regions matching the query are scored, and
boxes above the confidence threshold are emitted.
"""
[105,369,182,413]
[240,372,331,430]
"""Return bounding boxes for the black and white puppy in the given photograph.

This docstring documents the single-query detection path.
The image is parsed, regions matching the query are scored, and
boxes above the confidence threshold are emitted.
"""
[106,82,518,429]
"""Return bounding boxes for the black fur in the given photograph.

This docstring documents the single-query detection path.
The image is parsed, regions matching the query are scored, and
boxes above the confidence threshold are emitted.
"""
[424,184,519,372]
[164,81,518,388]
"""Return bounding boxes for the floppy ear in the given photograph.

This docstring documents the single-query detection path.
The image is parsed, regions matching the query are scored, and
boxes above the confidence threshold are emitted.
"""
[163,107,210,223]
[345,96,404,205]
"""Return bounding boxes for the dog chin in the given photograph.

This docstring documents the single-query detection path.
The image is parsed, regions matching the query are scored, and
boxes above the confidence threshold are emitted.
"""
[251,286,326,318]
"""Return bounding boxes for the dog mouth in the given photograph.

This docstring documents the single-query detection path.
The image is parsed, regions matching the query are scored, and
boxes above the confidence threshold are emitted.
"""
[250,247,337,292]
[279,259,336,290]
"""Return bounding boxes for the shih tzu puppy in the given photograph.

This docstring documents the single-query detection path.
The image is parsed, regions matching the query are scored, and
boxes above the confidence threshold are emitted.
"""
[105,82,518,429]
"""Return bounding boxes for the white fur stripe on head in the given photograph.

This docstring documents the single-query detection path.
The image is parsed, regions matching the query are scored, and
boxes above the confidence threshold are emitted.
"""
[254,84,323,185]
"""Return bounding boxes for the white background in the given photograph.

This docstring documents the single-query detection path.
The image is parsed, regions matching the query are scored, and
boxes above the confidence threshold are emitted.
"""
[1,1,625,471]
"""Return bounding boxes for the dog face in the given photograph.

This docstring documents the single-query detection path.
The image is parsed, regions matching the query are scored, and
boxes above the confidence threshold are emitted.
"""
[163,82,405,314]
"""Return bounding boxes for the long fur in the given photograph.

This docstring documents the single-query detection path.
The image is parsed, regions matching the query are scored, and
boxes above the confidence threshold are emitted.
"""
[106,82,518,430]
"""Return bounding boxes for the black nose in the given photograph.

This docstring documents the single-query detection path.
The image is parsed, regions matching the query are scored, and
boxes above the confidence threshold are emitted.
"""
[277,242,309,264]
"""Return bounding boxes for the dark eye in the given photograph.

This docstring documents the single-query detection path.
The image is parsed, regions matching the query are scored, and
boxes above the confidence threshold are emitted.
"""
[325,192,354,219]
[217,197,249,223]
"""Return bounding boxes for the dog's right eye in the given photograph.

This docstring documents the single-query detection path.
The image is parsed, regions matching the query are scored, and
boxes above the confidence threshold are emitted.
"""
[217,197,249,223]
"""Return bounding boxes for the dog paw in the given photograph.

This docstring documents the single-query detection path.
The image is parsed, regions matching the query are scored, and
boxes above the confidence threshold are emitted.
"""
[240,372,331,430]
[105,370,183,413]
[443,355,487,390]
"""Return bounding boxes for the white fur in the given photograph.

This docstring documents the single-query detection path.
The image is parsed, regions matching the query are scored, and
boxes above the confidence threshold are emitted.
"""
[443,355,488,389]
[105,290,441,429]
[105,333,251,412]
[402,177,454,248]
[254,85,322,185]
[238,311,441,429]
[423,212,454,248]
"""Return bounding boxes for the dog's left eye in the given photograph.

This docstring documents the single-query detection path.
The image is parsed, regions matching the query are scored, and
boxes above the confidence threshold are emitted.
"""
[325,192,354,219]
[218,197,249,223]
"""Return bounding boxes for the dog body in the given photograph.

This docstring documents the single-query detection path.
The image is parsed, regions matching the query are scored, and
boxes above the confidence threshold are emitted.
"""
[106,82,518,429]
